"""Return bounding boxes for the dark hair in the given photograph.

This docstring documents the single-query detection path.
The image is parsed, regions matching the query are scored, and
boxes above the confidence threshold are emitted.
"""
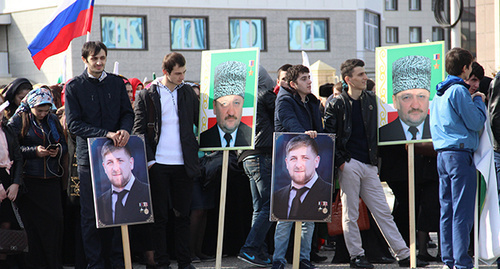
[49,84,64,109]
[162,52,186,74]
[101,140,132,161]
[284,65,309,84]
[81,41,107,60]
[445,47,473,76]
[333,82,343,92]
[469,61,485,81]
[319,83,334,97]
[366,79,375,91]
[341,59,365,82]
[277,64,293,79]
[285,134,319,157]
[2,78,32,119]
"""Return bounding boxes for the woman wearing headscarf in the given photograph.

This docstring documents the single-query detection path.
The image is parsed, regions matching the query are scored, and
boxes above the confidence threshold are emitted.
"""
[2,78,33,120]
[128,77,144,103]
[8,86,67,269]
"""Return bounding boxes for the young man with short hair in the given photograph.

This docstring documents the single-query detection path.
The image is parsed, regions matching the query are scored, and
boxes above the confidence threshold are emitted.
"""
[465,61,485,94]
[324,59,427,269]
[65,41,134,268]
[274,64,293,94]
[430,48,486,269]
[272,64,323,269]
[133,52,200,269]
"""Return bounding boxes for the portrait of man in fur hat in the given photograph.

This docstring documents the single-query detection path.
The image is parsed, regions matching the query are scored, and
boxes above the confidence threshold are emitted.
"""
[379,55,432,142]
[199,61,252,148]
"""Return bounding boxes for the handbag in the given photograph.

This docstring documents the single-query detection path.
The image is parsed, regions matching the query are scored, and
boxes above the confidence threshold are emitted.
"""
[328,190,370,236]
[0,202,28,254]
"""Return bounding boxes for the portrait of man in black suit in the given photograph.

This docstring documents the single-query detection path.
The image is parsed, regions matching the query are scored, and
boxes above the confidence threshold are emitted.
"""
[379,55,433,143]
[96,140,152,226]
[272,135,332,221]
[199,61,252,148]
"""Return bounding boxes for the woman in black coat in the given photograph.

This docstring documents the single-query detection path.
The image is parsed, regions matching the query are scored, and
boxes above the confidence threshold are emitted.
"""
[8,86,67,269]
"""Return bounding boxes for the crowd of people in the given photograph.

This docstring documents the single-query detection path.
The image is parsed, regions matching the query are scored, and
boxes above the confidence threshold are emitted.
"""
[0,40,498,269]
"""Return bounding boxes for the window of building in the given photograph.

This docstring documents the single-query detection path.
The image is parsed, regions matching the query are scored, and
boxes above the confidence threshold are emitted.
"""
[409,0,421,10]
[288,19,328,51]
[101,15,146,49]
[170,17,207,50]
[386,27,399,43]
[409,27,422,43]
[364,11,380,51]
[229,18,265,50]
[432,27,444,41]
[386,0,398,10]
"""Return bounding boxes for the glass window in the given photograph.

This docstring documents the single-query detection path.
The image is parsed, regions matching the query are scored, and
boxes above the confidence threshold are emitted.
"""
[386,0,398,10]
[229,18,265,50]
[409,27,422,43]
[170,17,207,50]
[288,19,328,51]
[101,16,146,49]
[364,11,380,51]
[432,27,445,41]
[409,0,421,10]
[386,27,399,43]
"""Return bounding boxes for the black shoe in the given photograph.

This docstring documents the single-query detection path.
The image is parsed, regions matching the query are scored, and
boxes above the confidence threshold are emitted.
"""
[271,261,285,269]
[146,264,172,269]
[198,254,215,262]
[427,241,437,249]
[238,251,269,267]
[417,253,437,262]
[310,251,328,263]
[299,259,317,269]
[179,264,195,269]
[368,256,396,264]
[398,257,429,267]
[350,255,374,268]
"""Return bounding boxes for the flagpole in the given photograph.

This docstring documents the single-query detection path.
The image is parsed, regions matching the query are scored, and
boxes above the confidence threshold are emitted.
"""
[474,171,479,269]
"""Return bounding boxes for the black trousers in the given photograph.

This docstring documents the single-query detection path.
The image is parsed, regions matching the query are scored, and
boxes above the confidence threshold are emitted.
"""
[18,176,63,269]
[149,164,193,268]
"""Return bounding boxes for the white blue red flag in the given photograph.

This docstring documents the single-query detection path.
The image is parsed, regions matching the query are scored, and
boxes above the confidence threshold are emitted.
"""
[28,0,94,69]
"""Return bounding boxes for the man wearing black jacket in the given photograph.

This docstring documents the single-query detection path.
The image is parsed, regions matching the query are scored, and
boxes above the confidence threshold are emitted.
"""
[65,41,134,269]
[237,66,276,267]
[133,52,200,269]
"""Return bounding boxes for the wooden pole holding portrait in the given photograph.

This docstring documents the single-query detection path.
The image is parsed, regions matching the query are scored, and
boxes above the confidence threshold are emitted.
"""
[215,150,229,269]
[121,225,132,269]
[198,48,260,269]
[407,144,416,268]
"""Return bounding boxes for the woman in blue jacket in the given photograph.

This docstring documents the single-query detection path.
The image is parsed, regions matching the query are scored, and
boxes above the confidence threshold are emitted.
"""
[8,86,67,269]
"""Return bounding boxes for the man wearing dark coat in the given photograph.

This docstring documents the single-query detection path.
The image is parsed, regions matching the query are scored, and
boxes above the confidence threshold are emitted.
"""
[199,61,253,148]
[272,135,332,221]
[97,140,151,226]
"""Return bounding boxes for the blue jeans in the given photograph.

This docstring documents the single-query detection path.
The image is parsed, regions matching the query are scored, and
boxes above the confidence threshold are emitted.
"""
[493,152,500,269]
[78,165,123,269]
[437,151,477,269]
[494,151,500,201]
[240,154,273,256]
[272,221,314,264]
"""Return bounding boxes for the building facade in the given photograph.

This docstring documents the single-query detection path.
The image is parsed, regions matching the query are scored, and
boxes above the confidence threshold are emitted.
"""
[0,0,383,85]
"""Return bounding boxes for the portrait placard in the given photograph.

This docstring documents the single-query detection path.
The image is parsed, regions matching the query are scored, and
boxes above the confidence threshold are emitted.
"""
[270,132,335,222]
[198,48,259,151]
[88,135,154,228]
[376,41,445,145]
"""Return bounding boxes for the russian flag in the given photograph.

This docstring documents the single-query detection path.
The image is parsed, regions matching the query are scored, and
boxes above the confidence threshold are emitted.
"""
[28,0,94,70]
